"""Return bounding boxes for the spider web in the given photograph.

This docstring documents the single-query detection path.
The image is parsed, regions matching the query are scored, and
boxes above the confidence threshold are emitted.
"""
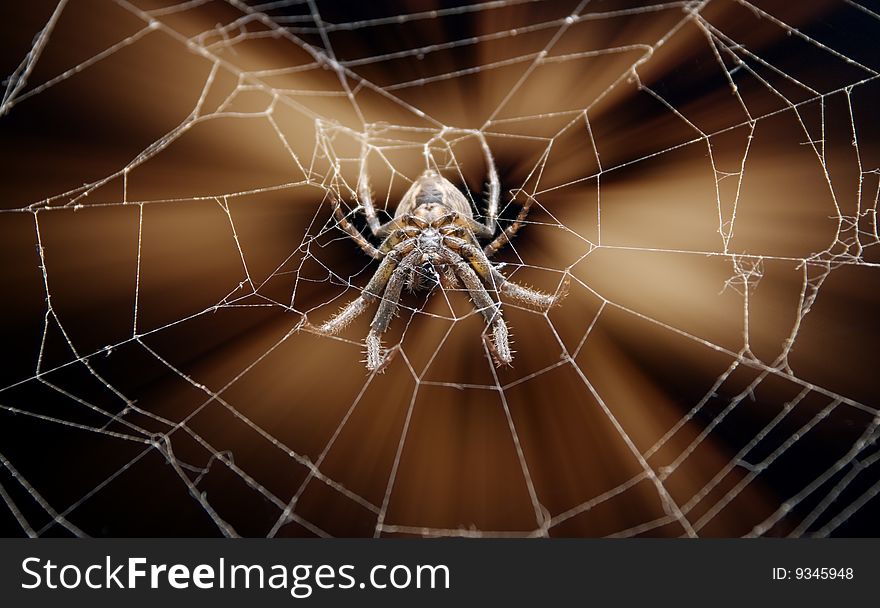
[1,0,879,538]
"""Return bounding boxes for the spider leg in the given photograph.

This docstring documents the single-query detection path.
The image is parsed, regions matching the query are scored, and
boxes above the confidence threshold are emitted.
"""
[482,192,537,258]
[330,195,382,259]
[441,236,494,282]
[474,131,500,238]
[379,224,421,254]
[313,294,372,336]
[443,235,568,310]
[491,266,570,311]
[440,265,459,289]
[357,150,384,236]
[357,152,411,238]
[443,250,513,366]
[366,250,422,370]
[310,240,416,336]
[434,211,494,243]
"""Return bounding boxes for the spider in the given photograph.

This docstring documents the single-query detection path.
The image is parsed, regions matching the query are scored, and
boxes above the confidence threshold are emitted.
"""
[308,140,569,371]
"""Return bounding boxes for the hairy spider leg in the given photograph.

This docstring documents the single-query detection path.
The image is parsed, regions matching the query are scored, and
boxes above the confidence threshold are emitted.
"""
[445,254,512,366]
[475,130,500,237]
[365,249,423,370]
[490,265,570,310]
[482,191,538,258]
[443,236,568,310]
[433,211,492,245]
[330,195,382,259]
[314,239,417,335]
[357,147,384,236]
[378,220,426,254]
[356,153,404,238]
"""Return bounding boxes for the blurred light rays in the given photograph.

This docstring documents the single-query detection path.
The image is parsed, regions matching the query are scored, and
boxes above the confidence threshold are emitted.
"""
[0,0,878,538]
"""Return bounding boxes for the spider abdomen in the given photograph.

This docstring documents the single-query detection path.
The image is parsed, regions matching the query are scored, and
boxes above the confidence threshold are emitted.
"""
[394,171,475,221]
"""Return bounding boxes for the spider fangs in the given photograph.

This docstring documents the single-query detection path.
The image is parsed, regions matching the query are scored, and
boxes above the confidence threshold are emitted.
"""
[307,147,569,372]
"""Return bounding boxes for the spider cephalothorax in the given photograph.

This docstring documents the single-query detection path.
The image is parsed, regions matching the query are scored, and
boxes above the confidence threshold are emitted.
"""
[309,141,569,371]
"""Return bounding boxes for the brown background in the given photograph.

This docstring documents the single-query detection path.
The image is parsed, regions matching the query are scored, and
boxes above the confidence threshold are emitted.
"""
[1,0,878,537]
